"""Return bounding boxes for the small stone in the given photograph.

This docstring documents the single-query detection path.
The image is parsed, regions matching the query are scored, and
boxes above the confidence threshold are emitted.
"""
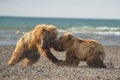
[114,66,120,69]
[97,76,100,79]
[59,74,62,77]
[9,71,12,73]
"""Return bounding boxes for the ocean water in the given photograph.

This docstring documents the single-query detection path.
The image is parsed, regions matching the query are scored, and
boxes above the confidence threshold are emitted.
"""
[0,16,120,45]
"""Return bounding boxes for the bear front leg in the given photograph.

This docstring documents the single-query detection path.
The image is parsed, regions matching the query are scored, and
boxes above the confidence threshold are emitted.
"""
[37,45,61,64]
[8,40,27,66]
[58,52,80,67]
[42,49,61,63]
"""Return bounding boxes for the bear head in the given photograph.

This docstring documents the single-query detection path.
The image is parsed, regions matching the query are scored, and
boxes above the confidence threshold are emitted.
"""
[59,32,74,50]
[33,24,57,49]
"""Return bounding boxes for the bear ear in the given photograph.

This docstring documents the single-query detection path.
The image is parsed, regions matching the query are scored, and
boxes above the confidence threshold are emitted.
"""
[67,34,73,41]
[42,27,46,32]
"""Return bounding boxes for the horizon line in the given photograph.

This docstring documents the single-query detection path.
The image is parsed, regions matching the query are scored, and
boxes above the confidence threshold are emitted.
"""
[0,15,120,20]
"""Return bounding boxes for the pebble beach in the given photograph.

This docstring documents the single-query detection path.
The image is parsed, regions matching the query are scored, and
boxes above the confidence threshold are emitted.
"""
[0,45,120,80]
[0,16,120,80]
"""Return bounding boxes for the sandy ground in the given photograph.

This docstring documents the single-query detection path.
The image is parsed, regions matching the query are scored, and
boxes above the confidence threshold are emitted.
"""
[0,45,120,80]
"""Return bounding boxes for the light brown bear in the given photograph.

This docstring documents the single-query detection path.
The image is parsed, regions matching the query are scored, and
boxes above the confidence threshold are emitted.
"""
[8,24,62,66]
[57,32,106,68]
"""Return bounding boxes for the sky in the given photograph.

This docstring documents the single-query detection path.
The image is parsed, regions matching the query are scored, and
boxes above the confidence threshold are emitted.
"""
[0,0,120,19]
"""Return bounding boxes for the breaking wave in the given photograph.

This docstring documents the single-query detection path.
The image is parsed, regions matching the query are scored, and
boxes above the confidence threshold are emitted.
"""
[58,26,120,35]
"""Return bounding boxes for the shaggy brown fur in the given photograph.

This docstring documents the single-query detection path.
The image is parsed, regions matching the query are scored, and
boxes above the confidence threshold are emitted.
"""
[57,32,106,68]
[8,24,61,66]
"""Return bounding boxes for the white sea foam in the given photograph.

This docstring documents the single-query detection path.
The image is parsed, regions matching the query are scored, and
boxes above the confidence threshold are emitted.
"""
[58,26,120,35]
[15,31,20,34]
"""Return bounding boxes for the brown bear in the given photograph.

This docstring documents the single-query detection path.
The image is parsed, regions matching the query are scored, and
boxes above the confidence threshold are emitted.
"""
[8,24,62,66]
[57,32,106,68]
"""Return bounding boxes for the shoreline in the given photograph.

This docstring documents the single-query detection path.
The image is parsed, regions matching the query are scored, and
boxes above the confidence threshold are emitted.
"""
[0,30,120,46]
[0,45,120,80]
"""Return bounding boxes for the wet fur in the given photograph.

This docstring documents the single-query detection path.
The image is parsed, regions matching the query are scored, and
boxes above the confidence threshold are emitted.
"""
[8,24,61,66]
[58,32,106,68]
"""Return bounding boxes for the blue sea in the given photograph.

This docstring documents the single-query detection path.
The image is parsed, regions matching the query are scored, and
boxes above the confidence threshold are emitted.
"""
[0,16,120,45]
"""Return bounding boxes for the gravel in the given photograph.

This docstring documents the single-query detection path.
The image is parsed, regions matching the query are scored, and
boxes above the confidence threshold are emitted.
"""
[0,45,120,80]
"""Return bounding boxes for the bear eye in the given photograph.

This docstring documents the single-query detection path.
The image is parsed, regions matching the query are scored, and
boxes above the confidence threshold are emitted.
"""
[59,37,62,40]
[43,38,47,41]
[43,39,49,42]
[43,38,46,41]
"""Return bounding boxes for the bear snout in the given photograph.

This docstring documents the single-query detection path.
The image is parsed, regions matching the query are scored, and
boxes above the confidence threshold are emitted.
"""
[42,44,49,49]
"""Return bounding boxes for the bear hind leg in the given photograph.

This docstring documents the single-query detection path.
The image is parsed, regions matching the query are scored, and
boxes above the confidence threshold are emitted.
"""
[23,52,40,66]
[86,56,106,68]
[93,58,106,68]
[71,58,80,67]
[8,51,25,66]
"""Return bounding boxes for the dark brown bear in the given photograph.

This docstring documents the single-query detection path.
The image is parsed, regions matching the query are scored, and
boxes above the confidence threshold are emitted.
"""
[57,32,106,68]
